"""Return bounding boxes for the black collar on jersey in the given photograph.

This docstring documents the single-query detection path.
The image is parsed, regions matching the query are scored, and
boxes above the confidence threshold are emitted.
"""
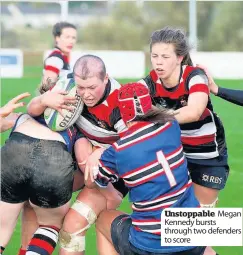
[160,66,183,92]
[93,79,111,107]
[54,46,62,52]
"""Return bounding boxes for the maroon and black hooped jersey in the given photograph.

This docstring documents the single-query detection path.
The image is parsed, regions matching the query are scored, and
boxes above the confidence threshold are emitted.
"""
[140,66,226,160]
[76,78,127,148]
[44,47,70,77]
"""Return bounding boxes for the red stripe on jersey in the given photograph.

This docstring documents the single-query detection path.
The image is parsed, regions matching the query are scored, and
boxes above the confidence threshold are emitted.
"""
[134,226,142,232]
[135,180,191,205]
[80,127,118,144]
[170,157,185,170]
[121,145,182,178]
[49,49,69,64]
[132,219,161,223]
[199,108,211,121]
[133,203,172,212]
[115,122,172,152]
[126,169,165,187]
[165,145,183,158]
[63,54,69,64]
[189,84,209,94]
[29,238,54,253]
[181,134,215,146]
[120,159,157,178]
[45,65,60,74]
[88,89,119,126]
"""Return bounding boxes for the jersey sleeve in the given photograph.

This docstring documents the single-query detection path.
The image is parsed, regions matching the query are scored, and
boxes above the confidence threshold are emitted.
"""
[187,69,209,95]
[95,146,119,188]
[217,87,243,106]
[44,53,64,74]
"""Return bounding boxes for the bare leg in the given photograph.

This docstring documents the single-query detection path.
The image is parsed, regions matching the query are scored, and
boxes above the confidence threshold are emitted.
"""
[24,201,70,255]
[193,183,219,206]
[59,188,107,255]
[72,170,85,192]
[203,246,217,255]
[30,201,71,229]
[96,210,125,255]
[0,201,24,248]
[20,202,38,251]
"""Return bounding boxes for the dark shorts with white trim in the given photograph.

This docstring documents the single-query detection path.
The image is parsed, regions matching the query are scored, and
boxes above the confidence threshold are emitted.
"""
[111,214,206,255]
[188,163,229,190]
[1,132,75,208]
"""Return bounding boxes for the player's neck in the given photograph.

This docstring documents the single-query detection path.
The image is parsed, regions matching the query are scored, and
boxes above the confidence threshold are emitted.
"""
[161,65,181,88]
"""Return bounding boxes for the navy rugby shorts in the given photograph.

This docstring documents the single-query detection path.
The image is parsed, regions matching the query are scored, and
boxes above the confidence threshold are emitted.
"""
[187,162,229,190]
[111,214,206,255]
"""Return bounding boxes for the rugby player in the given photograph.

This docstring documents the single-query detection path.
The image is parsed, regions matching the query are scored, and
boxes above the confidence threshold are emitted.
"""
[85,82,217,255]
[27,55,128,255]
[139,27,229,209]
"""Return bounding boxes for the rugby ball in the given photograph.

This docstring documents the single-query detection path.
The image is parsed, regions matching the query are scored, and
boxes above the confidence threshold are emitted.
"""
[44,75,84,131]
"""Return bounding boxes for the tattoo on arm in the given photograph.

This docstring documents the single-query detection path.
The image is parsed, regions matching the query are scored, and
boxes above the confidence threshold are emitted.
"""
[39,77,56,94]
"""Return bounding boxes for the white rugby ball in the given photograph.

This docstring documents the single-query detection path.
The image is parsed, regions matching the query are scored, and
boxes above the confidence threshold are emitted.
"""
[44,75,84,131]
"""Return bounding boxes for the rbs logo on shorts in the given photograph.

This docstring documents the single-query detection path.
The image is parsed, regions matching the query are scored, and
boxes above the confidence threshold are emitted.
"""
[202,174,222,184]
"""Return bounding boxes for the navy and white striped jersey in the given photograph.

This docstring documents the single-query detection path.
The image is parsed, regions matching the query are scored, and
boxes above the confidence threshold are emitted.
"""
[95,120,199,253]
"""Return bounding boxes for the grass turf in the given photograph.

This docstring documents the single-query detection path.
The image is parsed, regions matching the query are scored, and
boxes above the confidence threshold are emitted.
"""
[1,66,242,254]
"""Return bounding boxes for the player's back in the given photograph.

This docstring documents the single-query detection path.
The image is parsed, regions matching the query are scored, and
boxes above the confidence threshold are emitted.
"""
[113,120,199,253]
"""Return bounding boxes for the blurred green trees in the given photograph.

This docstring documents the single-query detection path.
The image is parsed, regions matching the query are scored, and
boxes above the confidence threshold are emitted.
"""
[1,1,243,51]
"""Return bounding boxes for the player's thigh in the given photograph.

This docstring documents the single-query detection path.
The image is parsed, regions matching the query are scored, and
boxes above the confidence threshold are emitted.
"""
[103,213,134,255]
[188,162,229,203]
[0,201,25,227]
[75,186,107,215]
[30,201,71,227]
[1,133,32,204]
[74,137,93,172]
[72,168,85,192]
[188,162,229,191]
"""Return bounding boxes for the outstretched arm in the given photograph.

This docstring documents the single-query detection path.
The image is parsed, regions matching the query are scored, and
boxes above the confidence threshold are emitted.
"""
[197,64,243,106]
[0,92,31,132]
[216,87,243,106]
[0,92,30,117]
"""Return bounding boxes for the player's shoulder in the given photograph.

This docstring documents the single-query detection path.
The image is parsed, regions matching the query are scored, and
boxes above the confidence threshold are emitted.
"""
[183,65,208,89]
[47,47,66,60]
[183,65,207,78]
[105,78,120,104]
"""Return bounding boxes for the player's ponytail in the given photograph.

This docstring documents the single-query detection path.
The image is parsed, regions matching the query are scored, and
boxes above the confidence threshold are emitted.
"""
[135,106,175,125]
[182,53,193,66]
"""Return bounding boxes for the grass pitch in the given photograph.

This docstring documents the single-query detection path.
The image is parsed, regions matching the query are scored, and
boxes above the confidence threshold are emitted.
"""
[1,66,242,255]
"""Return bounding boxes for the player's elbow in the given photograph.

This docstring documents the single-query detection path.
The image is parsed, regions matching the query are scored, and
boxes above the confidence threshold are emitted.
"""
[191,110,202,122]
[187,106,205,122]
[27,103,40,116]
[27,97,44,116]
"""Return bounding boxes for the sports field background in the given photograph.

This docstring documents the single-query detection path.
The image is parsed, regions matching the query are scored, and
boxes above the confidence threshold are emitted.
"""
[1,66,243,255]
